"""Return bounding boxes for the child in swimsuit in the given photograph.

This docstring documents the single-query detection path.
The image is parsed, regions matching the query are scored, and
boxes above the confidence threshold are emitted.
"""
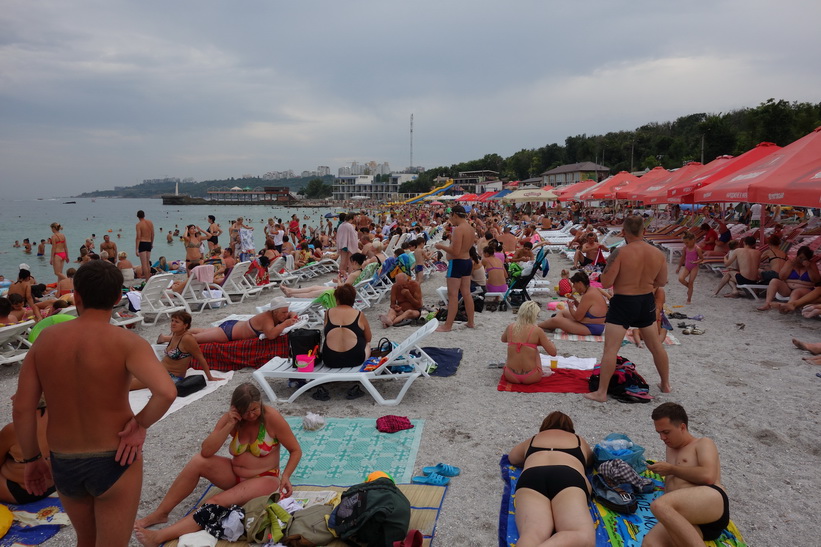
[677,232,703,304]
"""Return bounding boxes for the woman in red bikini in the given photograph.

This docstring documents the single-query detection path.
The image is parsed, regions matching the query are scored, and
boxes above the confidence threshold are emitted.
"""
[134,382,302,546]
[501,301,557,385]
[49,222,68,278]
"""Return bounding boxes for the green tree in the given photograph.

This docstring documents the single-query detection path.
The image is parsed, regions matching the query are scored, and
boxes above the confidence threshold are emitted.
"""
[303,178,332,199]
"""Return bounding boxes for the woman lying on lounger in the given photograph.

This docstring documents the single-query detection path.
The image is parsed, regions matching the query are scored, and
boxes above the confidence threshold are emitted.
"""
[131,311,220,390]
[279,252,367,299]
[134,382,302,546]
[501,301,556,385]
[537,270,608,336]
[507,411,595,546]
[157,297,300,344]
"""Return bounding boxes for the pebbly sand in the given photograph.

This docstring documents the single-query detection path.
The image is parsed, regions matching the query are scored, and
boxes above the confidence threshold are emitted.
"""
[1,253,820,546]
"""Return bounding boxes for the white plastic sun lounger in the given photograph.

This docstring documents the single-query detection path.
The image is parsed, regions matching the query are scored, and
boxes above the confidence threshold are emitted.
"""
[253,319,438,406]
[0,320,35,366]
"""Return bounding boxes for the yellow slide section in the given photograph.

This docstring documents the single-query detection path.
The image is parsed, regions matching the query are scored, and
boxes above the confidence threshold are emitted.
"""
[403,179,454,204]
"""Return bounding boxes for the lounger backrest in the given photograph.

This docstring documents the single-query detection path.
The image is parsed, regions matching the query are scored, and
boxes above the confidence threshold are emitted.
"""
[376,319,438,372]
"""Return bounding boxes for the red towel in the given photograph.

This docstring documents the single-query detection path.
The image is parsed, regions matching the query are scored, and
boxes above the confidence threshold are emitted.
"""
[497,368,592,393]
[190,335,290,372]
[376,415,414,433]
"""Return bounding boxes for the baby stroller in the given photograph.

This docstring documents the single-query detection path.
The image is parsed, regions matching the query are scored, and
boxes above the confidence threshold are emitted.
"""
[503,247,549,312]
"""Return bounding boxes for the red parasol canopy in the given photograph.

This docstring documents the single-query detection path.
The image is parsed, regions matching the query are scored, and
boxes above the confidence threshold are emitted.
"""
[671,143,781,204]
[745,128,821,207]
[456,193,478,201]
[578,171,640,200]
[638,163,706,205]
[554,180,598,202]
[475,191,498,202]
[614,167,670,200]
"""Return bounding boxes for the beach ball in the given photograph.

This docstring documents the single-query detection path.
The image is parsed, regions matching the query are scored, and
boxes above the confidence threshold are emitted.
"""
[365,471,395,483]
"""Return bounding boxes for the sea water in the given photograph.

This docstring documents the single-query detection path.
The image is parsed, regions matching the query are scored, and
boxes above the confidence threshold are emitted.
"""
[0,197,337,283]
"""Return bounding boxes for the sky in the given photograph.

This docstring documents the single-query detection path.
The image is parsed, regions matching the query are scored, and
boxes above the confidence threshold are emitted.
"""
[2,0,820,198]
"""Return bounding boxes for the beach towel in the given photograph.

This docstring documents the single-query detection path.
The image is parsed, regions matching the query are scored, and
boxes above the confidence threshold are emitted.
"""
[163,482,445,547]
[191,265,215,284]
[280,417,424,484]
[0,493,69,547]
[497,368,591,393]
[539,354,597,370]
[238,228,254,253]
[498,455,746,547]
[130,370,234,422]
[422,346,463,377]
[553,331,682,346]
[189,336,290,371]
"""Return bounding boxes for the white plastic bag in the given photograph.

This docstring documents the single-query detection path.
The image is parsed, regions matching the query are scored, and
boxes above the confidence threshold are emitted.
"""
[303,411,326,431]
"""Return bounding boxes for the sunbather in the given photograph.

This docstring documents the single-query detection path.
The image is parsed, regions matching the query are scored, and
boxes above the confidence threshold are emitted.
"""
[507,411,595,546]
[131,311,221,390]
[0,397,55,504]
[159,296,300,344]
[323,284,372,368]
[757,245,820,310]
[134,382,302,546]
[279,252,367,299]
[538,271,607,336]
[502,301,556,385]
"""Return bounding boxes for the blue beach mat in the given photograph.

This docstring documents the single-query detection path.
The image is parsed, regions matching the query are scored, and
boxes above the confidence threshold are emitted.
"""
[422,347,463,377]
[282,417,424,485]
[0,493,69,546]
[498,455,746,547]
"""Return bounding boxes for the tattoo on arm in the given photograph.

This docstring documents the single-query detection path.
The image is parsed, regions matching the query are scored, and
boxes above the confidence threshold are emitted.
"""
[603,247,620,272]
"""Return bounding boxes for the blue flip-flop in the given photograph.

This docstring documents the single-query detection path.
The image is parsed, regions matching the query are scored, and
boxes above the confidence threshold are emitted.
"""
[412,472,450,485]
[422,463,461,477]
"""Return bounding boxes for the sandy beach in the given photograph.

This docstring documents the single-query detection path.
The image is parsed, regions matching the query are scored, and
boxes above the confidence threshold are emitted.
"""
[1,252,819,546]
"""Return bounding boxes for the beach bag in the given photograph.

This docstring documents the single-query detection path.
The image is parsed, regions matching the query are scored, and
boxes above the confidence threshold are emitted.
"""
[283,505,334,547]
[176,375,206,397]
[371,337,396,358]
[593,433,646,473]
[588,357,651,404]
[591,474,638,514]
[328,478,410,547]
[289,329,322,367]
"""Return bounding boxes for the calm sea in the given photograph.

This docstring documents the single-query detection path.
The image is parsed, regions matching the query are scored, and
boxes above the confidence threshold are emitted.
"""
[0,198,337,283]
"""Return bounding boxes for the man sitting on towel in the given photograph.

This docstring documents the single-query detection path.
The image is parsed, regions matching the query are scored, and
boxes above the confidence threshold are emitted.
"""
[644,403,730,545]
[380,273,422,328]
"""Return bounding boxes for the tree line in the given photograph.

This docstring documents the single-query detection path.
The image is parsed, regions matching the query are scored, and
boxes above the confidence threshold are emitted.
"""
[400,99,821,193]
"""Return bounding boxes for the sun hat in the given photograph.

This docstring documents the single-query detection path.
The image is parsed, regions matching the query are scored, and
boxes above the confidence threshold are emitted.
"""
[19,263,31,271]
[269,296,291,311]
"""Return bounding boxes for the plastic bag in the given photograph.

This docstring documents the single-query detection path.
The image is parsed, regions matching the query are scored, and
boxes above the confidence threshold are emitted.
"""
[593,433,646,473]
[303,411,326,431]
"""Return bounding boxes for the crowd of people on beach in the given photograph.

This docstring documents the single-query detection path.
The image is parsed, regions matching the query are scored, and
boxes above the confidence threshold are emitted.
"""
[6,196,820,545]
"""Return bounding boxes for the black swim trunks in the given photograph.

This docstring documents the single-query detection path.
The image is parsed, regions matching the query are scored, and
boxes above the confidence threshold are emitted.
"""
[50,450,131,498]
[138,241,153,253]
[447,258,473,278]
[208,235,218,245]
[734,273,760,286]
[698,484,730,541]
[606,293,656,329]
[6,478,56,504]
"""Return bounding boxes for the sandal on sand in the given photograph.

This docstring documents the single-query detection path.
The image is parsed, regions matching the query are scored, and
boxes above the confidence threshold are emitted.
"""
[311,386,330,401]
[689,327,705,335]
[412,472,450,486]
[345,385,365,399]
[422,463,461,477]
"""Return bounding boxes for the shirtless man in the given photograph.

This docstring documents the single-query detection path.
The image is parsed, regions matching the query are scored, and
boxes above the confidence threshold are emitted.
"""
[644,403,730,546]
[380,273,423,327]
[585,216,670,402]
[12,260,176,547]
[100,234,118,264]
[136,210,155,281]
[497,226,519,253]
[573,232,606,268]
[724,236,761,298]
[434,205,475,332]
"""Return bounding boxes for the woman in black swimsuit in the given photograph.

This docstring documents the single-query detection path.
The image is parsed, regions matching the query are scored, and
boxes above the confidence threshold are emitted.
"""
[322,284,371,369]
[206,215,222,252]
[508,412,595,546]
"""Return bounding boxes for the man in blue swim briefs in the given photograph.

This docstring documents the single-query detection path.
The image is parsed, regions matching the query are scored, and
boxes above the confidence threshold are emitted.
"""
[434,205,476,332]
[13,260,176,546]
[645,403,731,545]
[585,215,671,402]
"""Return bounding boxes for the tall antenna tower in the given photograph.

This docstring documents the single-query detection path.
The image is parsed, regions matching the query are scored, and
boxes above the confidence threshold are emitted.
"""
[409,113,414,171]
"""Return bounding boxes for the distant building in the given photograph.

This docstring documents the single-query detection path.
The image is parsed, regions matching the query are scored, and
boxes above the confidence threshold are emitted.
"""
[333,173,412,201]
[451,170,500,194]
[540,162,609,186]
[206,186,294,203]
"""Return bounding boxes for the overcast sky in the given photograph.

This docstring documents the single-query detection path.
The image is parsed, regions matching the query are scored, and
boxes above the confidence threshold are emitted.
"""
[2,0,820,198]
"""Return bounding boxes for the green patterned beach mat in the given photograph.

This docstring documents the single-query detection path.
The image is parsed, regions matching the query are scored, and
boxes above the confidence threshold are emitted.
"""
[281,417,424,485]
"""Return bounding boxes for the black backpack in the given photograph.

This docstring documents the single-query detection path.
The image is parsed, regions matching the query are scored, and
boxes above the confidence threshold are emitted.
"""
[328,478,410,547]
[288,328,322,367]
[588,356,652,403]
[591,473,638,514]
